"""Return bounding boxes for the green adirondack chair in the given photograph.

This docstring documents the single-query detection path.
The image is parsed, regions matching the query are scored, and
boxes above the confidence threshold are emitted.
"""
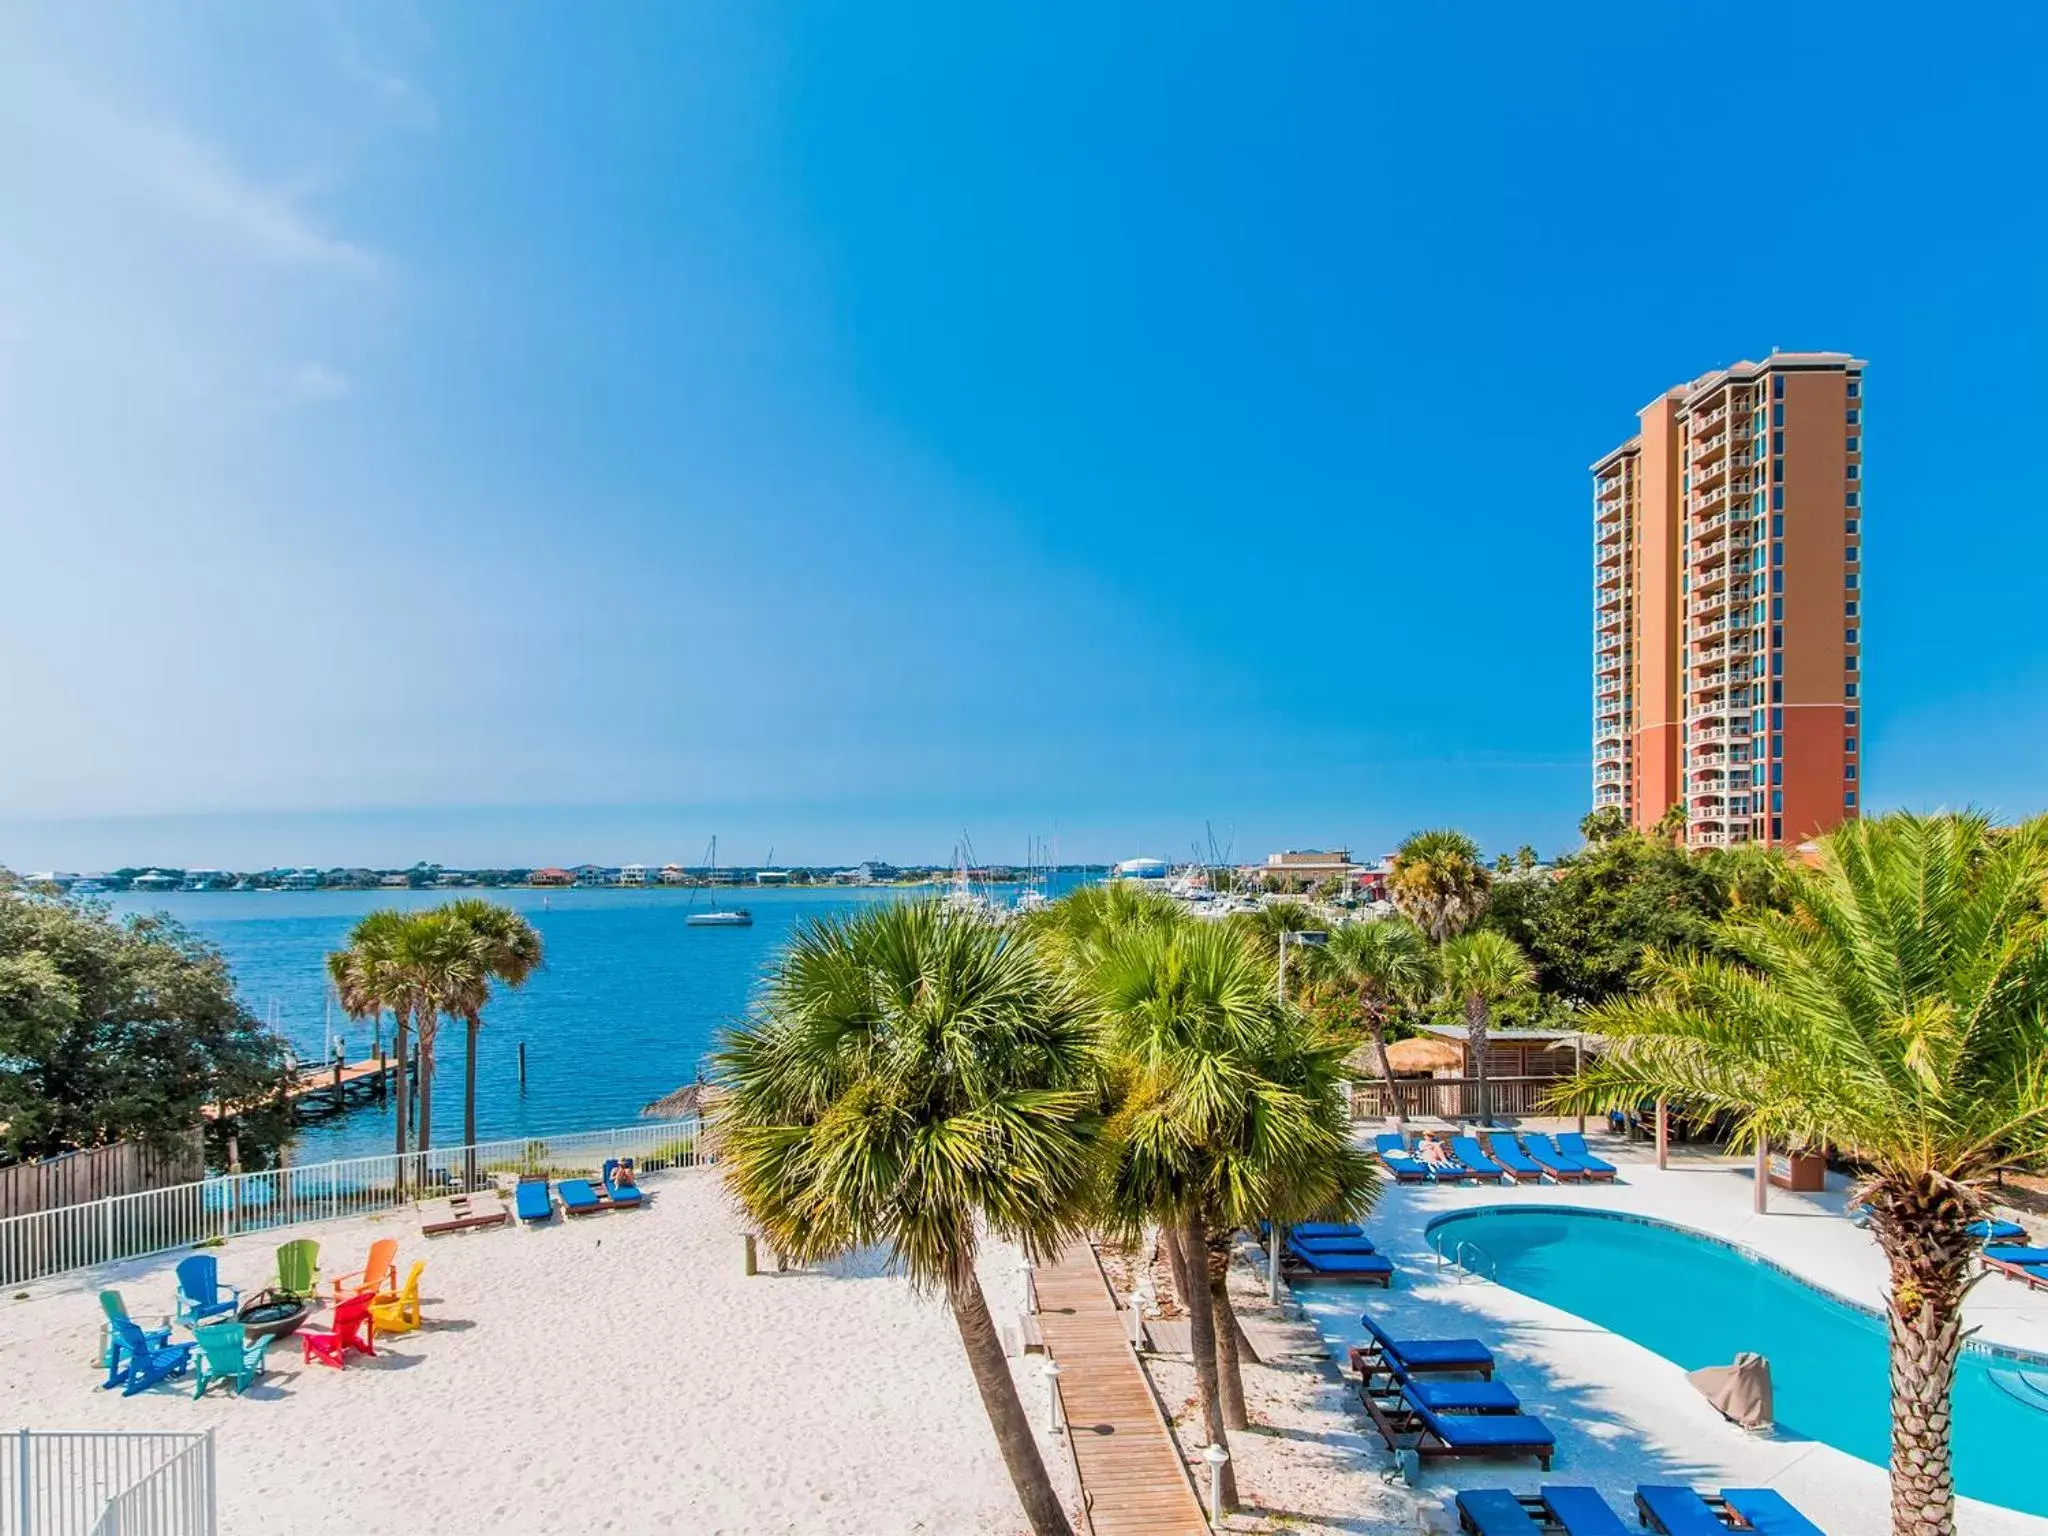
[191,1322,271,1398]
[275,1239,320,1297]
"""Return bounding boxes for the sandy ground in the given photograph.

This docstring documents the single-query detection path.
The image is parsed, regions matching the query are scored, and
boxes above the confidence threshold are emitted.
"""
[3,1169,1078,1536]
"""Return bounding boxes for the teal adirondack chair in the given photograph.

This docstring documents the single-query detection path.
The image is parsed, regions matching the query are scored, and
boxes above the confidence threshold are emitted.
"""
[98,1291,172,1389]
[275,1239,320,1297]
[192,1322,271,1398]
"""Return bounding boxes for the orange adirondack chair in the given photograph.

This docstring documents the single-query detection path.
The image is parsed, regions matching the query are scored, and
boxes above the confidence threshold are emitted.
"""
[369,1261,425,1336]
[300,1292,376,1369]
[327,1238,398,1301]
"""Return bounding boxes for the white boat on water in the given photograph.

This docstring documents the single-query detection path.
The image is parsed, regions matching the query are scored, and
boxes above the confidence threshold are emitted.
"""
[685,837,754,928]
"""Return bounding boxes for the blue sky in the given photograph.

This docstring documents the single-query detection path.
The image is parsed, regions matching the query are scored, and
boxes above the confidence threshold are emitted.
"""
[2,3,2043,871]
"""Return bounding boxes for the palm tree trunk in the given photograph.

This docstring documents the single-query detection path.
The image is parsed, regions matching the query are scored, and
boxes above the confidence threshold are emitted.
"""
[1874,1188,1974,1536]
[392,1011,411,1163]
[1179,1213,1238,1510]
[946,1268,1074,1536]
[415,1008,436,1154]
[1161,1221,1193,1309]
[463,1012,481,1188]
[1206,1233,1249,1429]
[1366,1009,1404,1130]
[1466,995,1490,1124]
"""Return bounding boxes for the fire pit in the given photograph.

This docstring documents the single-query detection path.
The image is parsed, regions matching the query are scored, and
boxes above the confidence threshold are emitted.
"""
[237,1290,312,1342]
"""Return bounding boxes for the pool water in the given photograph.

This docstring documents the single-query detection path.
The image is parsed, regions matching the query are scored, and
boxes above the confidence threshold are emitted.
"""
[1418,1208,2047,1518]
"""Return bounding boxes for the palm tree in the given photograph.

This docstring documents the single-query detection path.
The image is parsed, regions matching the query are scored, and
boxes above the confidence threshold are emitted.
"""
[1556,812,2048,1536]
[1387,829,1490,942]
[1579,807,1627,844]
[717,902,1095,1536]
[1319,918,1433,1128]
[1436,930,1534,1124]
[440,899,544,1168]
[394,910,484,1154]
[327,910,418,1162]
[1093,919,1375,1493]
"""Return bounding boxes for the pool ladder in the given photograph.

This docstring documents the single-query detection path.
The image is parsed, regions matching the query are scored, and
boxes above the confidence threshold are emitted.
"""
[1439,1237,1499,1284]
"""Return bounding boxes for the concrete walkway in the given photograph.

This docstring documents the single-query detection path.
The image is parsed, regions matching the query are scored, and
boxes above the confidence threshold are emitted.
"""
[1034,1239,1209,1536]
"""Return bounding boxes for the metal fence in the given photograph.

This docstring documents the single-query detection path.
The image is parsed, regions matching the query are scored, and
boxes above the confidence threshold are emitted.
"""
[3,1431,214,1536]
[1348,1075,1568,1122]
[0,1119,702,1288]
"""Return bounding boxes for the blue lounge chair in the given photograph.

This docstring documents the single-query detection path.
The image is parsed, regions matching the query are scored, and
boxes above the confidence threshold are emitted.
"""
[1375,1134,1430,1184]
[1289,1231,1376,1254]
[1287,1238,1392,1285]
[1401,1372,1520,1414]
[1982,1245,2048,1291]
[1967,1218,2027,1243]
[1554,1132,1619,1180]
[106,1317,196,1397]
[1358,1312,1494,1376]
[1518,1134,1588,1183]
[1448,1135,1509,1183]
[515,1177,554,1223]
[1634,1487,1734,1535]
[558,1178,604,1216]
[1291,1221,1365,1240]
[1456,1488,1628,1535]
[1721,1488,1825,1536]
[1362,1386,1553,1468]
[1480,1132,1548,1183]
[173,1255,240,1327]
[602,1159,644,1208]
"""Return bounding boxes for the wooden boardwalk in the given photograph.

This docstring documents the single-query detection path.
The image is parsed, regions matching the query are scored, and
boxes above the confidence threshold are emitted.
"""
[1033,1240,1209,1536]
[205,1056,401,1120]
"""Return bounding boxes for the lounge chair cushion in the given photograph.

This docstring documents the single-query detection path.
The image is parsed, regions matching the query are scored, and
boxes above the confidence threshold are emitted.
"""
[1453,1490,1543,1535]
[1405,1376,1520,1413]
[1485,1137,1546,1176]
[1289,1233,1377,1254]
[558,1179,602,1212]
[515,1181,552,1221]
[1291,1222,1364,1240]
[1449,1137,1508,1179]
[1984,1246,2048,1266]
[1555,1133,1620,1175]
[1361,1313,1493,1371]
[1967,1218,2026,1243]
[1541,1486,1630,1535]
[1636,1486,1728,1536]
[1287,1243,1392,1277]
[1721,1487,1824,1536]
[1412,1397,1553,1450]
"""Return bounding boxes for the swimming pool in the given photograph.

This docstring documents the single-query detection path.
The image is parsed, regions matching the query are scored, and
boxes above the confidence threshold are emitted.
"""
[1422,1207,2048,1519]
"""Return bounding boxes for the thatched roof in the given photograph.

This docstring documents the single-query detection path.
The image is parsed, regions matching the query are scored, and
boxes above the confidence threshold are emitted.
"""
[641,1081,729,1120]
[1346,1036,1467,1077]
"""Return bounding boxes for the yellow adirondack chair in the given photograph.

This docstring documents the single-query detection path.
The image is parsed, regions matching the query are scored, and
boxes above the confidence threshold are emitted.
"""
[328,1237,398,1302]
[369,1261,425,1336]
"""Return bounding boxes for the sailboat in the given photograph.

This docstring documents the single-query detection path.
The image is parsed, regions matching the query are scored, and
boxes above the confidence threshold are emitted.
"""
[686,836,754,928]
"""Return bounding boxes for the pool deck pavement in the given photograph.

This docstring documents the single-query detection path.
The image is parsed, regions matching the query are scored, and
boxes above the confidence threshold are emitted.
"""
[1283,1130,2048,1536]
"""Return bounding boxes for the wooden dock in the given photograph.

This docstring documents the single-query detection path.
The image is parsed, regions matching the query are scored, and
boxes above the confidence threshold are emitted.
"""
[205,1055,403,1120]
[1033,1240,1210,1536]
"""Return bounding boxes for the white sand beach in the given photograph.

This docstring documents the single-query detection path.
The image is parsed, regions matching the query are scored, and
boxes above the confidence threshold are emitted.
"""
[3,1170,1074,1535]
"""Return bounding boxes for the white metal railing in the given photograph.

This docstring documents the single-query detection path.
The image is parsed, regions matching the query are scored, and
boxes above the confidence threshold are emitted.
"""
[4,1431,215,1536]
[0,1120,702,1288]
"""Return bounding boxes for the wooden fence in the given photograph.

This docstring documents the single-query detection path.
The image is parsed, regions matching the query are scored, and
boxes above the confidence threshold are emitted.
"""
[1349,1075,1571,1122]
[0,1137,205,1221]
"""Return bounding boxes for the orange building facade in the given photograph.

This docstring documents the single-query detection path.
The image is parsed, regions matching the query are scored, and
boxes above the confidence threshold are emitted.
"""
[1592,353,1864,848]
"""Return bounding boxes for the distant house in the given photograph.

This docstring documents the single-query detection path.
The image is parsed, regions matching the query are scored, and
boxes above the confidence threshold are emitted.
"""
[1409,1024,1588,1082]
[859,861,899,883]
[529,867,574,887]
[618,864,651,886]
[180,869,228,891]
[754,869,789,886]
[1241,848,1381,895]
[572,865,610,887]
[658,864,689,885]
[130,870,180,891]
[379,873,410,888]
[279,869,322,891]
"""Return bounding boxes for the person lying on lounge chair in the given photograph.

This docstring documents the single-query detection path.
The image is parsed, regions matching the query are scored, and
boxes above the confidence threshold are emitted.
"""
[611,1160,638,1191]
[1417,1134,1453,1171]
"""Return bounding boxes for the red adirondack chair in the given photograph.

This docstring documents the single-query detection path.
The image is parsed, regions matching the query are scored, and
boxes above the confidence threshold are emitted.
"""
[300,1291,377,1369]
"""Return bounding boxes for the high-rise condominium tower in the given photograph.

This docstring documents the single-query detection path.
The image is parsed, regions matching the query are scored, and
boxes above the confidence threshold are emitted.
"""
[1592,352,1864,849]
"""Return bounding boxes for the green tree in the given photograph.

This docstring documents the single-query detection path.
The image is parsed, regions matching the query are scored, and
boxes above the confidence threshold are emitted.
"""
[1317,918,1434,1128]
[440,899,545,1165]
[717,902,1095,1536]
[1093,920,1375,1490]
[1484,829,1727,1005]
[395,911,484,1154]
[1557,812,2048,1536]
[0,893,291,1167]
[1436,930,1534,1123]
[328,910,419,1161]
[1579,807,1627,844]
[1514,844,1539,872]
[1387,829,1490,941]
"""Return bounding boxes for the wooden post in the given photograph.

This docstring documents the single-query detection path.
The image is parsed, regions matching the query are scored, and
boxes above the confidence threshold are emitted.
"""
[377,1048,388,1101]
[743,1234,758,1276]
[518,1041,527,1087]
[1655,1098,1670,1171]
[1574,1035,1586,1136]
[1754,1140,1770,1214]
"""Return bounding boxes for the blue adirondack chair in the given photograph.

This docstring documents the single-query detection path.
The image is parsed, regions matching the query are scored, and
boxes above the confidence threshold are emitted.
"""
[174,1255,240,1327]
[107,1317,196,1396]
[192,1322,272,1398]
[98,1290,172,1389]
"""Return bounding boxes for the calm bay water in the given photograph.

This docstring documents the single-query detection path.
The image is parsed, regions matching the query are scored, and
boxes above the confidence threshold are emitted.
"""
[110,879,1091,1164]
